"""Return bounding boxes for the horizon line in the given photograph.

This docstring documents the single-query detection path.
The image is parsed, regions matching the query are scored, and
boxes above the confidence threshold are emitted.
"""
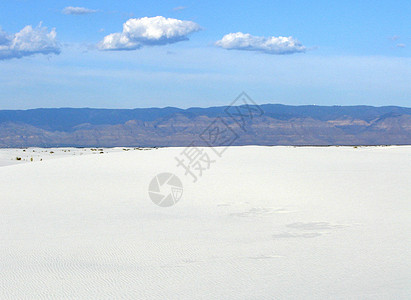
[1,103,411,111]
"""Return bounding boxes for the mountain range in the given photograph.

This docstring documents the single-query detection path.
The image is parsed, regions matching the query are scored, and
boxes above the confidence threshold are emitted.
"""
[1,104,410,147]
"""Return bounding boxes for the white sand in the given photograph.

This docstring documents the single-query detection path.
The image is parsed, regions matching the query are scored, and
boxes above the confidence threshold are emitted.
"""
[0,147,150,167]
[0,146,410,299]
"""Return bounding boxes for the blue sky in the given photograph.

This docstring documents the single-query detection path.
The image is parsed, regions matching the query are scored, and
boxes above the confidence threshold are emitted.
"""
[0,0,410,109]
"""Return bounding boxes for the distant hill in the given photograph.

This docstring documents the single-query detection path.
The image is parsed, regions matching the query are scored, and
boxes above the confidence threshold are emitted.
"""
[0,104,410,147]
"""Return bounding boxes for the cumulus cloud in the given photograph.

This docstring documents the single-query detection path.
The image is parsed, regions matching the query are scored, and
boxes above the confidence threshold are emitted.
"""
[396,43,406,48]
[215,32,306,55]
[98,16,201,51]
[62,6,98,15]
[0,24,61,60]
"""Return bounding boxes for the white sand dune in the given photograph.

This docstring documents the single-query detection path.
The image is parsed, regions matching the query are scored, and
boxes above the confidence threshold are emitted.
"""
[0,146,410,299]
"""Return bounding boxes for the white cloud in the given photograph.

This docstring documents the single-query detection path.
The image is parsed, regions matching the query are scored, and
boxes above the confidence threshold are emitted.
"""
[173,6,187,11]
[62,6,98,15]
[0,24,61,60]
[0,29,9,45]
[396,43,406,48]
[98,16,201,51]
[215,32,306,55]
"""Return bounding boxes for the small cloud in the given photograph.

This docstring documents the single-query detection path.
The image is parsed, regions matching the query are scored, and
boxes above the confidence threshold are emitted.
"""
[98,16,201,51]
[390,35,400,41]
[62,6,98,15]
[215,32,306,55]
[0,29,8,44]
[173,6,187,11]
[0,24,61,60]
[396,43,406,48]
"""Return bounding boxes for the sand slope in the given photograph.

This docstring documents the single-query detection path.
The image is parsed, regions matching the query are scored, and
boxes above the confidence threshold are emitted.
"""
[0,146,410,299]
